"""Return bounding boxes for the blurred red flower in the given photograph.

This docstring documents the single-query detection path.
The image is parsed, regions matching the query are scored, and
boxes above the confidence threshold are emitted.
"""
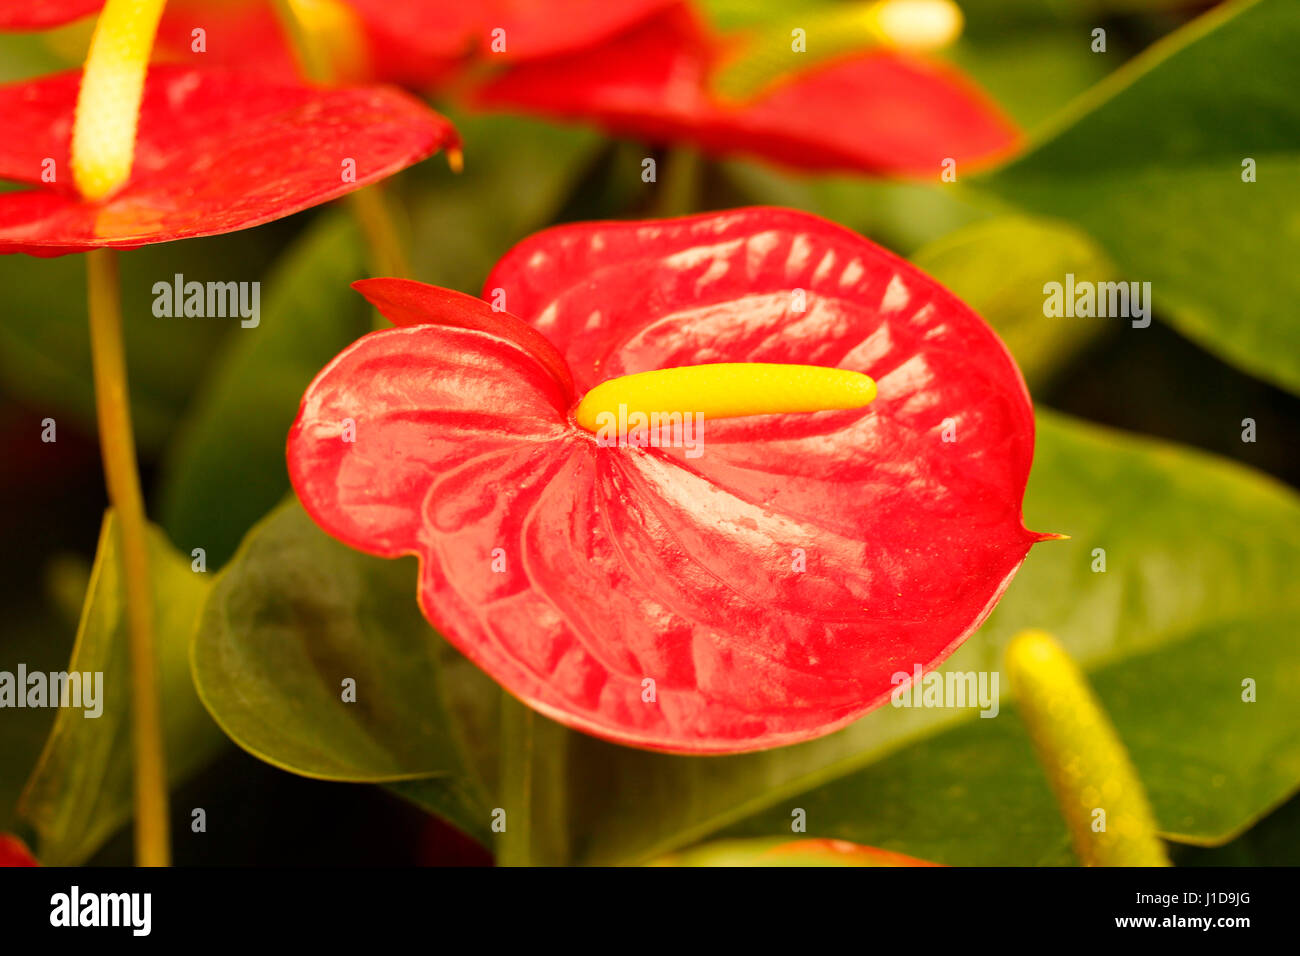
[17,0,680,87]
[5,1,1015,176]
[474,3,1018,176]
[0,0,100,29]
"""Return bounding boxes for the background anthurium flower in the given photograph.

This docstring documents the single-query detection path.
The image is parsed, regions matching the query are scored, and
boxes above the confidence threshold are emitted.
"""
[345,0,679,68]
[473,4,1019,176]
[288,207,1045,754]
[146,0,680,88]
[0,66,457,256]
[0,0,101,30]
[655,837,942,866]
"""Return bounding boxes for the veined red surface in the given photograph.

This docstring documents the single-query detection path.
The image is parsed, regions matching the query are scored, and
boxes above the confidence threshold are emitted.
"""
[289,208,1045,753]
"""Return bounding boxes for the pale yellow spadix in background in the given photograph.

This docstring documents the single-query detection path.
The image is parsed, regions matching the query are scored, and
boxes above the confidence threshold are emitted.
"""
[862,0,964,52]
[1006,630,1170,867]
[277,0,368,83]
[574,363,877,432]
[71,0,169,201]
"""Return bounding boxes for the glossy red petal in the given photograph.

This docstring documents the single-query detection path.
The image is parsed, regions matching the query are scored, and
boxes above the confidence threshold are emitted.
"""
[0,834,38,866]
[291,209,1041,753]
[0,0,101,30]
[353,278,575,395]
[0,66,457,256]
[289,324,572,558]
[473,7,1019,176]
[708,52,1020,174]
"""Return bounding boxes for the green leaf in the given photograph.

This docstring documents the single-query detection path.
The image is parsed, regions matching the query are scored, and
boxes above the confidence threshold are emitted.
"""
[190,498,495,844]
[17,511,225,866]
[946,27,1116,131]
[979,0,1300,394]
[156,213,370,568]
[551,411,1300,864]
[183,415,1300,865]
[394,699,574,862]
[911,215,1118,388]
[721,161,986,255]
[1174,790,1300,866]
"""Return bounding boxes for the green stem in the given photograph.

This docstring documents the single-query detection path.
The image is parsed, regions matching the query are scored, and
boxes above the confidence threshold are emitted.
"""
[85,249,170,867]
[654,147,703,218]
[348,185,412,279]
[498,691,535,867]
[272,0,413,288]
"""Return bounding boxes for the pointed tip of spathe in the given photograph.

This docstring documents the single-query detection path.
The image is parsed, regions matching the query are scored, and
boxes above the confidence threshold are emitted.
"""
[1031,530,1070,543]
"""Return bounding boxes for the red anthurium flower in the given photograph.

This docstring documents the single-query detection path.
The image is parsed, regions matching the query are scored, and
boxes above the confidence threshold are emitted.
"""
[0,0,101,29]
[144,0,678,88]
[0,834,38,866]
[0,66,458,255]
[345,0,679,63]
[474,4,1019,176]
[152,0,306,84]
[148,0,445,87]
[288,207,1045,754]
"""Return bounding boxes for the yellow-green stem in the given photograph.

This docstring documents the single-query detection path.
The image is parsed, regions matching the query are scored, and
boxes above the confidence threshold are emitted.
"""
[86,249,170,867]
[348,186,411,279]
[653,147,702,218]
[498,692,535,867]
[272,0,421,296]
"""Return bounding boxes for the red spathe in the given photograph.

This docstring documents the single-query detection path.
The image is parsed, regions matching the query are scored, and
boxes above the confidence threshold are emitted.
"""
[0,66,458,256]
[473,6,1020,176]
[288,208,1044,753]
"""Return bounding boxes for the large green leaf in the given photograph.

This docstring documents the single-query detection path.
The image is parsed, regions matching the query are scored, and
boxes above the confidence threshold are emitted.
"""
[979,0,1300,394]
[551,411,1300,864]
[185,414,1300,865]
[17,512,226,866]
[718,613,1300,865]
[946,26,1118,132]
[911,215,1118,388]
[156,213,370,568]
[190,498,495,844]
